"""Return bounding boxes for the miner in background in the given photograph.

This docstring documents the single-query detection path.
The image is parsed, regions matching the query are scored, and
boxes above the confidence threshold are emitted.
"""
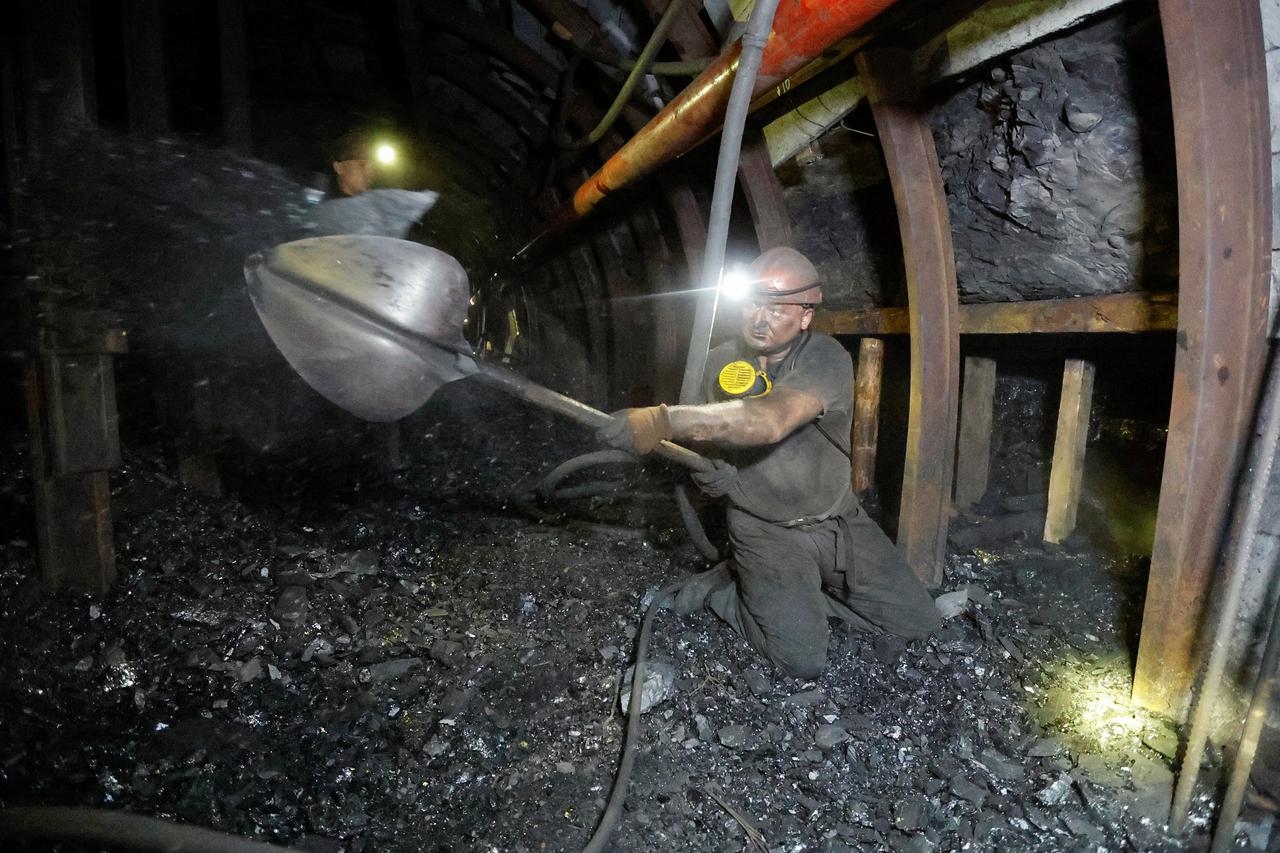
[330,130,377,197]
[598,247,940,678]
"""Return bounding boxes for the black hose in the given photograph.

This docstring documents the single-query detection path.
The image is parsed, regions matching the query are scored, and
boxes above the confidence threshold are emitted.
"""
[676,481,720,561]
[533,448,719,559]
[537,449,638,498]
[0,807,294,852]
[582,577,687,853]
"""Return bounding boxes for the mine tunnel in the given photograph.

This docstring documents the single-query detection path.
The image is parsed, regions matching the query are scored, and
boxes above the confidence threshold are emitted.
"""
[1,0,1279,850]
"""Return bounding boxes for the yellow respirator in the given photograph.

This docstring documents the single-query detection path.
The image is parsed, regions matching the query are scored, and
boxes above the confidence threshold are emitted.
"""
[717,360,772,398]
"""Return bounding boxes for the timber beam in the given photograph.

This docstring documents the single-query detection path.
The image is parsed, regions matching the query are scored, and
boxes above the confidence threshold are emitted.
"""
[1131,0,1272,717]
[812,292,1179,336]
[859,49,960,588]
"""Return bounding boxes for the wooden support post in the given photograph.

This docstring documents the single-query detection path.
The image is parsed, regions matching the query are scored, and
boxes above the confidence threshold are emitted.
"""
[1043,359,1095,543]
[20,295,126,593]
[1132,0,1272,716]
[123,0,169,134]
[217,0,252,153]
[858,50,961,587]
[176,375,224,497]
[851,338,883,493]
[31,471,115,593]
[954,356,997,510]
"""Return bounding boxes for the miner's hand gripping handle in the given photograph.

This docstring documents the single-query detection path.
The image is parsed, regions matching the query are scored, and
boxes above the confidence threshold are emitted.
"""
[472,363,714,474]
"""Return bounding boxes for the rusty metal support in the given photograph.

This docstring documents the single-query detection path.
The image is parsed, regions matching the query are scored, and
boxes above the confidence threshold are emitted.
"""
[737,130,793,251]
[858,48,959,587]
[516,0,899,261]
[1131,0,1272,715]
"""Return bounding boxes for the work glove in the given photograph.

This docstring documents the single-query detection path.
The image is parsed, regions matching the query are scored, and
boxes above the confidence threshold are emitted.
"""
[690,459,738,498]
[596,404,672,454]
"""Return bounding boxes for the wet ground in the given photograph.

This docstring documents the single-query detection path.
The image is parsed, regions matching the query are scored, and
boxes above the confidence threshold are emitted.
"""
[0,378,1265,853]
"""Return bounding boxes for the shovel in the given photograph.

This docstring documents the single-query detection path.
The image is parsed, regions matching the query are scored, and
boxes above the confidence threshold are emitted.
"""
[244,235,712,473]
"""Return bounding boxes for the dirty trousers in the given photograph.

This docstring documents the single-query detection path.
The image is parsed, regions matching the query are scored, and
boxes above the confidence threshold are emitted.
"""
[705,504,941,679]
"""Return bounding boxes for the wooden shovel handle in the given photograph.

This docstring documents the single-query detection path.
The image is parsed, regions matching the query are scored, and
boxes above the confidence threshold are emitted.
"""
[473,362,715,474]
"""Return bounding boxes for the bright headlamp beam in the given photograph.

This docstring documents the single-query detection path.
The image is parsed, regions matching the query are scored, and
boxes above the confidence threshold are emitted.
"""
[374,143,397,165]
[719,267,752,301]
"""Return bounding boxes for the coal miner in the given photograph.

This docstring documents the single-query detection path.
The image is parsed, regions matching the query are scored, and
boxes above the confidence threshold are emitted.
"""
[329,130,378,197]
[598,247,940,678]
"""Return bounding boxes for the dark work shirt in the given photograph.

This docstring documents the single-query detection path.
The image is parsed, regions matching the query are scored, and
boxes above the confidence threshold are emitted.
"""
[700,332,854,523]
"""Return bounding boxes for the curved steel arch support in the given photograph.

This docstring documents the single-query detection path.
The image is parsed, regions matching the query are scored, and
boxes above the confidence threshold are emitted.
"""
[1131,0,1272,715]
[737,129,794,252]
[857,48,960,588]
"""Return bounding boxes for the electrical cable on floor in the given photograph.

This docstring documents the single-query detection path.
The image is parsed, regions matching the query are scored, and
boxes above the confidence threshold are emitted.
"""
[581,576,687,853]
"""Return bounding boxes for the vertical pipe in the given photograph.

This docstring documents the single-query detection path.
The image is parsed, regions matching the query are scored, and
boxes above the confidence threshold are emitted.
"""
[677,0,783,405]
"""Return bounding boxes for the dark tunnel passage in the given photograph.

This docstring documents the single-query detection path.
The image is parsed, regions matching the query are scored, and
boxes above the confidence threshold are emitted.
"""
[1,1,1279,851]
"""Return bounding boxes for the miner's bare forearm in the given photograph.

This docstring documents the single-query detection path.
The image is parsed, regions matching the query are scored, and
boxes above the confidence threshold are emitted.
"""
[667,389,823,448]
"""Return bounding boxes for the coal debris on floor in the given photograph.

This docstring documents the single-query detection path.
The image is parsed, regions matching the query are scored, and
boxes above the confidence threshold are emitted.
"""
[0,383,1237,851]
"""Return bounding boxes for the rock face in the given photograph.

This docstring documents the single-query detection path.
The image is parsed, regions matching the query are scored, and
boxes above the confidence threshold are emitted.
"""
[931,11,1177,302]
[777,130,906,310]
[782,10,1178,308]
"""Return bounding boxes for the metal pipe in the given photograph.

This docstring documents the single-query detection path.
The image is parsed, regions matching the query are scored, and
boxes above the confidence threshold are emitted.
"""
[1210,574,1280,852]
[514,0,899,261]
[1171,343,1280,832]
[676,0,783,404]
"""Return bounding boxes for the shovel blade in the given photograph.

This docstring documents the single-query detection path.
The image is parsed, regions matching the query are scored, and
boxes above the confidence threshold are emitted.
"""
[245,235,474,422]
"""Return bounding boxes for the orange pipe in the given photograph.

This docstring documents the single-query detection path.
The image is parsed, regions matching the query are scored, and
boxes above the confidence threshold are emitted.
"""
[572,0,896,217]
